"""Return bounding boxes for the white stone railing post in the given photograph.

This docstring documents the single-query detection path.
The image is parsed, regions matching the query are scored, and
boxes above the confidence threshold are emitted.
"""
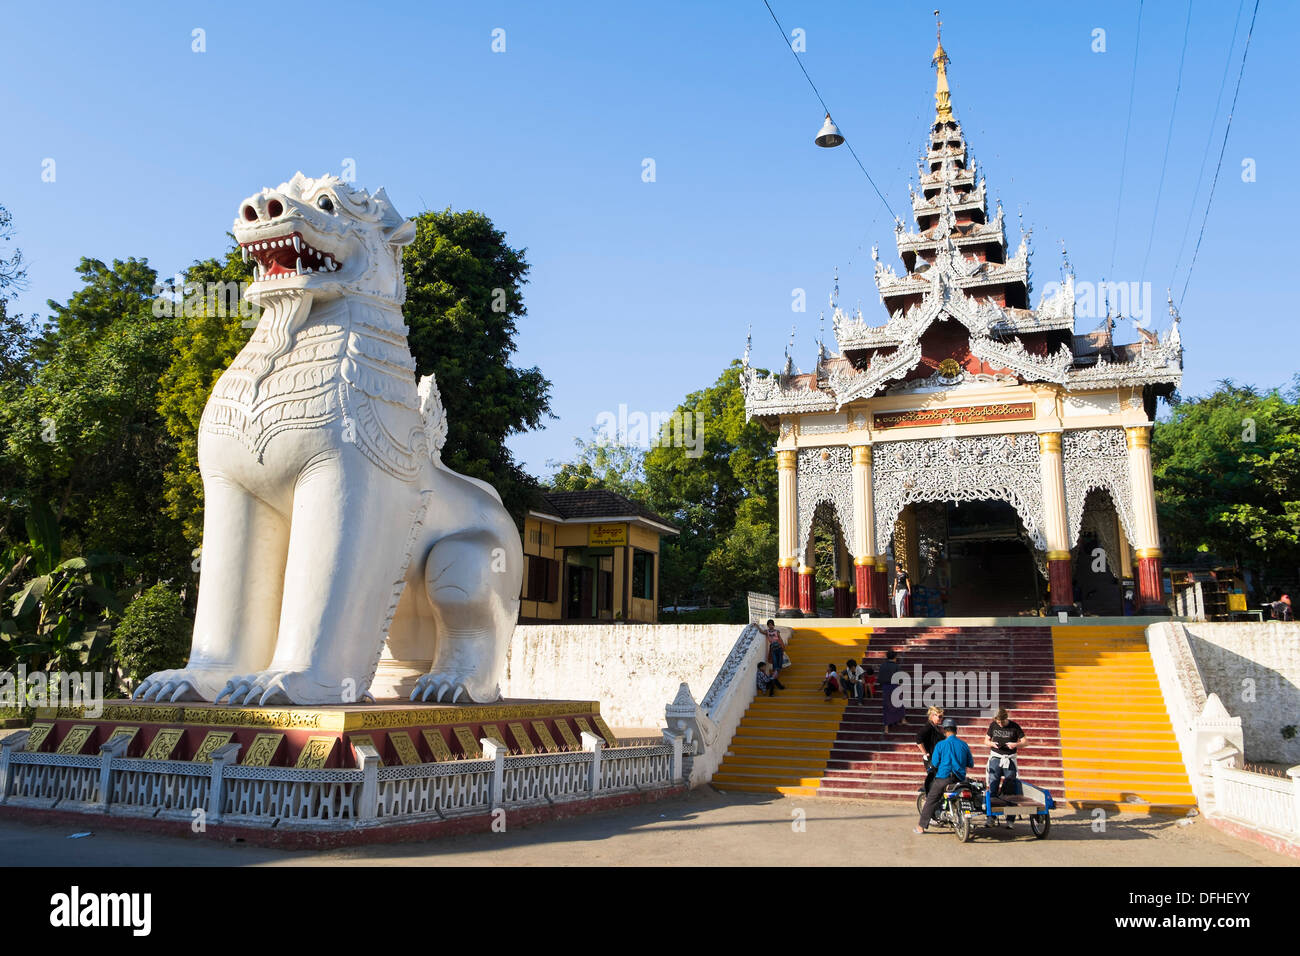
[354,744,381,820]
[0,731,30,805]
[1290,766,1300,834]
[206,742,242,824]
[96,734,130,811]
[662,731,683,781]
[1207,743,1241,811]
[582,731,603,795]
[482,737,507,809]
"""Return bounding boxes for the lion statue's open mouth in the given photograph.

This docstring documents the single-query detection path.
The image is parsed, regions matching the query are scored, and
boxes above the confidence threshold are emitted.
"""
[241,231,341,280]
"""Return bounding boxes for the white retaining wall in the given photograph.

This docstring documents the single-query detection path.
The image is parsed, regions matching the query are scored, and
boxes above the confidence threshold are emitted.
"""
[502,624,743,729]
[1181,623,1300,765]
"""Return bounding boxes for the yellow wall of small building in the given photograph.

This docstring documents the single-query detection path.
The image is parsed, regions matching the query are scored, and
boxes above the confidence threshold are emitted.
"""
[518,518,668,623]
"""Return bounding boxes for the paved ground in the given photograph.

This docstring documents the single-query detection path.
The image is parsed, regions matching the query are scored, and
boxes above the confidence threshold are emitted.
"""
[2,788,1291,866]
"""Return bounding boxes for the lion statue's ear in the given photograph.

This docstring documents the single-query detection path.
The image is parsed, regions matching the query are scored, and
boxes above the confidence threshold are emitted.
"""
[386,219,417,248]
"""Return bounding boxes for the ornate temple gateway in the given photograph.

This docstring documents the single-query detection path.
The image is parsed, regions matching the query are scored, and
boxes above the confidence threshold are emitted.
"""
[743,27,1182,618]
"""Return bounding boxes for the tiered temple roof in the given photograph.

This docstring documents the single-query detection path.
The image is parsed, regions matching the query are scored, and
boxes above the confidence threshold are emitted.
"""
[744,24,1182,419]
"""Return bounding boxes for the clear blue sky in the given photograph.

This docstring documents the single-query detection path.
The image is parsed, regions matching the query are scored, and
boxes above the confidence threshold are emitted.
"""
[2,1,1292,478]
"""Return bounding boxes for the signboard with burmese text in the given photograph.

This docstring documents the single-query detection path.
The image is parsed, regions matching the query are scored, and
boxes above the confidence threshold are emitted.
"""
[587,523,628,547]
[873,401,1035,431]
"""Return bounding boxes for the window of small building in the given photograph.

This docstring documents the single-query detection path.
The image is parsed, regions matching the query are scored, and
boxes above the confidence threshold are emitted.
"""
[522,555,559,602]
[632,550,654,601]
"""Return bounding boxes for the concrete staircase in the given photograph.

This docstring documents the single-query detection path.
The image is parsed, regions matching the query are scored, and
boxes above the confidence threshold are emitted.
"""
[1051,625,1197,812]
[712,623,1195,813]
[818,626,1064,801]
[710,627,859,796]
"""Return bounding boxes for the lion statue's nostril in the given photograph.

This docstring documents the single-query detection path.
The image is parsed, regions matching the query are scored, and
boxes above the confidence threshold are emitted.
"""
[242,205,258,222]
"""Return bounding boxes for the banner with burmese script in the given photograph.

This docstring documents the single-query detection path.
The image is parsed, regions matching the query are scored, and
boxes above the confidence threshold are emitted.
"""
[873,401,1035,431]
[587,523,628,547]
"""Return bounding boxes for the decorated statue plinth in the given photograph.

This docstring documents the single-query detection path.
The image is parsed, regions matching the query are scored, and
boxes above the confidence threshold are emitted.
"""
[26,699,618,769]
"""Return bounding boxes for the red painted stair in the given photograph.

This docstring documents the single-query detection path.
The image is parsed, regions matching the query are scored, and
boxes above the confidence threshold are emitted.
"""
[815,626,1064,801]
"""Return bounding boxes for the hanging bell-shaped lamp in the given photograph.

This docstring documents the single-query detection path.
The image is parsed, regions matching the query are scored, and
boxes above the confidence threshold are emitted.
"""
[814,113,844,148]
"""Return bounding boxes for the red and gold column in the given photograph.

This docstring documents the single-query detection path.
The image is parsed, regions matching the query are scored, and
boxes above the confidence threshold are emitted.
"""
[777,448,799,615]
[854,558,874,615]
[778,558,798,615]
[1047,550,1073,611]
[872,560,888,613]
[851,444,882,614]
[1126,425,1168,614]
[1038,431,1075,613]
[798,559,816,616]
[833,536,852,617]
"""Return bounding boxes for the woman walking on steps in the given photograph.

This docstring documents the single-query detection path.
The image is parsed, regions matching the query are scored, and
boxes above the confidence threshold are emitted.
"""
[880,649,907,731]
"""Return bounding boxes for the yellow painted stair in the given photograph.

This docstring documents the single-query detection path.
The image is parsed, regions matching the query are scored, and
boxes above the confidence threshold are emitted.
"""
[712,627,868,796]
[1052,626,1196,813]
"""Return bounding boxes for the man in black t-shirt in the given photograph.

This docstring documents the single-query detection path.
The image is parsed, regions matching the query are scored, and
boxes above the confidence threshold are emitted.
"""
[984,707,1027,800]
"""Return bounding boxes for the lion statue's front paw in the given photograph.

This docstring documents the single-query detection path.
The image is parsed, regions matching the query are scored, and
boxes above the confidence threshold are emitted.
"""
[132,668,225,703]
[410,671,499,705]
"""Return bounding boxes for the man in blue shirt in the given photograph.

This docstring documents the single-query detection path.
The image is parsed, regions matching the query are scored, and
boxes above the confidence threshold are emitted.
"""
[914,718,974,834]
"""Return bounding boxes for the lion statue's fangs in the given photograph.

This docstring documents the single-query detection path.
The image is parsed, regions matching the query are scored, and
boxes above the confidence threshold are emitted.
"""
[132,173,522,707]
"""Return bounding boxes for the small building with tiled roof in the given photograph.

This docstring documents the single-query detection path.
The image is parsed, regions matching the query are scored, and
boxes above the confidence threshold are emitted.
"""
[520,490,679,623]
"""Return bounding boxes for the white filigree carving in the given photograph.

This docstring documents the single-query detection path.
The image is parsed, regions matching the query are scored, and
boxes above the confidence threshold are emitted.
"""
[796,446,854,555]
[1079,493,1122,577]
[1063,427,1137,551]
[871,434,1046,554]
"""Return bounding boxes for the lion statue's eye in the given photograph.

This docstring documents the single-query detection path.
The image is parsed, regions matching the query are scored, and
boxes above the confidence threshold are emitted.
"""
[317,195,335,213]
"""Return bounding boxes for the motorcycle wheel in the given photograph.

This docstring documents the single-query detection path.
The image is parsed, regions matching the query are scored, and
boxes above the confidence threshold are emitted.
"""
[1030,814,1051,839]
[915,791,926,816]
[954,810,973,843]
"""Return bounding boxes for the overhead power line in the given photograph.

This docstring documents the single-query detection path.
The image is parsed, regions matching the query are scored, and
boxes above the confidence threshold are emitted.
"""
[1170,0,1245,295]
[761,0,900,222]
[1180,0,1261,303]
[1139,0,1194,281]
[1108,0,1146,279]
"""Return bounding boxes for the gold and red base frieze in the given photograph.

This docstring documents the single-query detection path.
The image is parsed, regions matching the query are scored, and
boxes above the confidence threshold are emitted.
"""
[26,699,617,769]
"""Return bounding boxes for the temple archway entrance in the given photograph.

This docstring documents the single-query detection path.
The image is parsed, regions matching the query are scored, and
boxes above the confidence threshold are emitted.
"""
[895,499,1043,617]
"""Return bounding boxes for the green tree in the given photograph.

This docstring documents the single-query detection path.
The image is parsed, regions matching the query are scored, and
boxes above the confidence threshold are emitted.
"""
[1,499,122,673]
[548,432,647,499]
[112,582,190,686]
[156,246,254,547]
[644,361,777,608]
[403,209,553,522]
[0,258,186,583]
[1153,379,1300,592]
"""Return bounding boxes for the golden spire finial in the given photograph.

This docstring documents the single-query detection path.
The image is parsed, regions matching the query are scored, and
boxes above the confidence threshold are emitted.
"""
[931,9,953,123]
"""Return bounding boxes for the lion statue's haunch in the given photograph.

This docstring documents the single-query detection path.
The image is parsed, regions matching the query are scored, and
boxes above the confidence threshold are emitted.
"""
[133,173,522,706]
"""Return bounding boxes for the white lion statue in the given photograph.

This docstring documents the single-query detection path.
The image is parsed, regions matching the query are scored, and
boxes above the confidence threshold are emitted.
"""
[133,173,522,706]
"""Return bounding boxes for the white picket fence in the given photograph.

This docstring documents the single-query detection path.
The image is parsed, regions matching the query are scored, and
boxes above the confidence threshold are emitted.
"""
[0,728,684,829]
[1210,756,1300,840]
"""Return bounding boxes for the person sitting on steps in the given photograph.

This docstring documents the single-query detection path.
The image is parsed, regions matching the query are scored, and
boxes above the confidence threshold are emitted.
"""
[756,661,782,697]
[820,663,842,700]
[841,659,865,703]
